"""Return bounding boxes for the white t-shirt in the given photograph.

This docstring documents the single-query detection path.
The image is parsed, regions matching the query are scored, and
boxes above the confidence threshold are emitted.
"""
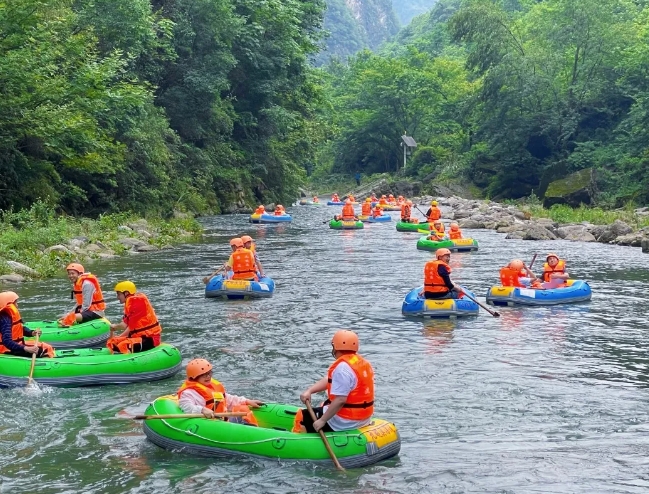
[324,362,372,431]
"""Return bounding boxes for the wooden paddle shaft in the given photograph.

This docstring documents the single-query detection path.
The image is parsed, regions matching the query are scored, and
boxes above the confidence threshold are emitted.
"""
[27,332,39,386]
[305,400,345,471]
[133,412,248,420]
[462,291,501,317]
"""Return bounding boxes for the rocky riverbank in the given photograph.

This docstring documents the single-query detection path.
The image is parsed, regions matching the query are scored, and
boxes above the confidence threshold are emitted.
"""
[0,207,202,283]
[412,196,649,253]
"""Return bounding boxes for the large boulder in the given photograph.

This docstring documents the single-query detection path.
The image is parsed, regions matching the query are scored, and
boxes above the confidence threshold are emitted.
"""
[543,167,597,208]
[596,219,633,243]
[510,225,557,241]
[118,237,148,249]
[458,219,486,229]
[5,261,38,276]
[0,274,25,283]
[642,238,649,253]
[614,232,645,247]
[556,225,597,242]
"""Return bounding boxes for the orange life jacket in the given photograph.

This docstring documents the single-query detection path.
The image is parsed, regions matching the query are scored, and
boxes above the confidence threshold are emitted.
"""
[500,267,525,287]
[361,202,371,215]
[71,273,106,312]
[178,379,227,413]
[449,229,462,240]
[543,260,566,282]
[378,198,387,205]
[0,303,25,354]
[388,195,395,202]
[401,204,411,220]
[254,206,265,215]
[124,292,161,338]
[430,223,445,234]
[231,249,257,280]
[342,204,355,219]
[348,195,355,202]
[372,207,382,217]
[424,260,451,294]
[274,208,283,216]
[427,207,441,221]
[326,353,374,421]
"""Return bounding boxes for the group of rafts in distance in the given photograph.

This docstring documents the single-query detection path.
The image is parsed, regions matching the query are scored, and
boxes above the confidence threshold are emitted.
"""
[0,194,592,471]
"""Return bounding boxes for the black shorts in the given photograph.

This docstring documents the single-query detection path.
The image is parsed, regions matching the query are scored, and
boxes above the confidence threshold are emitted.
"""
[4,347,51,358]
[299,406,334,433]
[108,336,156,353]
[424,291,454,299]
[76,310,103,323]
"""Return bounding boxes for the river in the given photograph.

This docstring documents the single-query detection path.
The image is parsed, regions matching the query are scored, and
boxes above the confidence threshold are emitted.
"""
[2,204,649,493]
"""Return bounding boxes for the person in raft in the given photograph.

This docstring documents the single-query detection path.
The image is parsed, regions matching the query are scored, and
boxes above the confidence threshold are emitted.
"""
[58,263,106,327]
[372,204,383,218]
[295,330,374,433]
[400,200,414,223]
[499,259,539,288]
[312,196,320,203]
[331,193,340,202]
[334,199,357,221]
[273,205,285,215]
[448,222,463,239]
[178,358,263,425]
[425,200,442,222]
[254,205,265,215]
[0,291,55,358]
[241,235,265,278]
[421,248,464,299]
[225,238,258,281]
[542,253,569,287]
[428,220,446,239]
[361,198,372,216]
[108,281,161,354]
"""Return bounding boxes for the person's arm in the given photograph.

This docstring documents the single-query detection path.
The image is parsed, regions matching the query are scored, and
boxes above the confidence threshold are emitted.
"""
[313,396,347,431]
[313,363,357,431]
[81,280,96,311]
[178,389,213,417]
[255,255,265,277]
[299,376,328,404]
[438,265,459,291]
[1,315,35,353]
[225,393,263,409]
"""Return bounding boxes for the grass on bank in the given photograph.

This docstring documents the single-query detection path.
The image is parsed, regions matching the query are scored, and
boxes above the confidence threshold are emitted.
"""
[521,203,649,229]
[0,201,202,278]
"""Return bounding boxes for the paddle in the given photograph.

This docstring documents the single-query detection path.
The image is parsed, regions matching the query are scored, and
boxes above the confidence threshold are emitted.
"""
[26,331,40,388]
[305,400,345,471]
[132,412,248,420]
[203,264,227,284]
[461,290,501,317]
[528,253,538,270]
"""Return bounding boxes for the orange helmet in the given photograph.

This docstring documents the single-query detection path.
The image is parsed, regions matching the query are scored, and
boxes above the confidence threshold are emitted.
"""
[231,238,244,248]
[406,200,412,205]
[365,198,371,202]
[433,220,442,225]
[436,248,451,259]
[241,235,253,244]
[277,204,284,209]
[546,252,559,261]
[509,259,524,270]
[186,358,213,379]
[229,238,240,246]
[258,204,265,210]
[66,263,85,274]
[0,291,19,311]
[450,222,459,231]
[381,195,386,198]
[331,330,359,352]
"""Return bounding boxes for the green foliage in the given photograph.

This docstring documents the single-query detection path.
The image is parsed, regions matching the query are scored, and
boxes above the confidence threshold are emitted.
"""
[524,203,649,228]
[392,0,441,26]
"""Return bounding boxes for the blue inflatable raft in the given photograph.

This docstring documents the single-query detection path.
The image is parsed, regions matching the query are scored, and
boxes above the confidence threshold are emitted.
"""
[327,201,345,206]
[368,214,392,223]
[205,275,275,299]
[401,287,479,318]
[249,213,292,224]
[485,279,592,306]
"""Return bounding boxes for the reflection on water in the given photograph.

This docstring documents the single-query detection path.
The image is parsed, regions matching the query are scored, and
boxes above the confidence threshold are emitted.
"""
[2,204,649,493]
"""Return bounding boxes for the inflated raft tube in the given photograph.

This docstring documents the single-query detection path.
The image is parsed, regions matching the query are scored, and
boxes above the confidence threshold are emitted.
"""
[249,213,292,223]
[358,215,370,223]
[0,343,181,388]
[205,275,275,300]
[24,318,111,349]
[367,215,392,223]
[143,395,400,468]
[486,279,592,307]
[378,204,401,211]
[401,286,479,318]
[329,219,364,230]
[395,221,423,232]
[416,237,479,253]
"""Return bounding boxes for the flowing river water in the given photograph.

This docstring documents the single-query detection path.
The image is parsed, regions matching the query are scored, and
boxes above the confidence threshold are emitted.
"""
[2,204,649,493]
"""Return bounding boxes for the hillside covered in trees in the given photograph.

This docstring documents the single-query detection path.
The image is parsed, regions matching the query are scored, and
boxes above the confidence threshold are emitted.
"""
[320,0,649,206]
[392,0,439,25]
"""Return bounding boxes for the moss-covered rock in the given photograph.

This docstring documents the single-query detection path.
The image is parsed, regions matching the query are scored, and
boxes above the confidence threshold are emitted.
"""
[543,168,596,208]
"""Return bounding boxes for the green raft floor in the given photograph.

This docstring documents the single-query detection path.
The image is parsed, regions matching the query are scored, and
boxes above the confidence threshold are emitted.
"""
[395,221,427,232]
[25,318,111,348]
[143,396,400,468]
[0,343,181,388]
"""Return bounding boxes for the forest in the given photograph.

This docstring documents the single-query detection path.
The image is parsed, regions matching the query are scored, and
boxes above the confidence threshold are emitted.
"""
[3,0,649,217]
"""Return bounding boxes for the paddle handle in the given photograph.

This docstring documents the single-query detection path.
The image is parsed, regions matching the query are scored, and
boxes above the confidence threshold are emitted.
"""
[528,253,538,270]
[462,290,501,317]
[305,400,345,471]
[27,332,39,387]
[133,412,248,420]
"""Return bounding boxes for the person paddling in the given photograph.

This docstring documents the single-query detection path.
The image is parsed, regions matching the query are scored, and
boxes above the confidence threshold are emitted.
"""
[295,330,374,433]
[421,248,463,299]
[448,222,463,239]
[542,253,569,287]
[58,263,106,326]
[0,292,54,358]
[425,200,441,222]
[108,281,162,354]
[500,259,539,287]
[241,235,265,278]
[178,358,263,425]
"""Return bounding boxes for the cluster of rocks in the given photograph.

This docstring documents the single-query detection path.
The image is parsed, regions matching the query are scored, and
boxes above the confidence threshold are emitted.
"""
[411,196,649,253]
[1,219,183,284]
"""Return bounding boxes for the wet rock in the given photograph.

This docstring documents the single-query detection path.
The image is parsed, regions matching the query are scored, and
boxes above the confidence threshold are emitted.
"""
[556,225,597,242]
[516,225,558,241]
[642,238,649,253]
[69,237,89,248]
[118,238,148,249]
[44,244,73,254]
[97,253,119,259]
[85,244,103,252]
[0,274,25,283]
[453,210,473,220]
[6,261,39,276]
[614,232,645,247]
[135,244,158,252]
[127,219,149,230]
[543,167,596,208]
[134,229,153,238]
[458,219,486,229]
[117,225,133,232]
[505,231,526,240]
[596,219,633,243]
[497,224,526,234]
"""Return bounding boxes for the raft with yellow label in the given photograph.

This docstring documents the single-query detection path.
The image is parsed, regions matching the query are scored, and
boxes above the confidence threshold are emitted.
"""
[142,395,400,468]
[485,279,592,306]
[401,286,479,318]
[416,237,479,253]
[205,274,275,300]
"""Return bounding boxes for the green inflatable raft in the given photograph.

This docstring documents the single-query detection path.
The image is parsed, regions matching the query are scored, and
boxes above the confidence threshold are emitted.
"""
[24,318,111,348]
[416,236,479,252]
[395,221,427,232]
[143,395,400,468]
[329,219,364,230]
[0,343,181,388]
